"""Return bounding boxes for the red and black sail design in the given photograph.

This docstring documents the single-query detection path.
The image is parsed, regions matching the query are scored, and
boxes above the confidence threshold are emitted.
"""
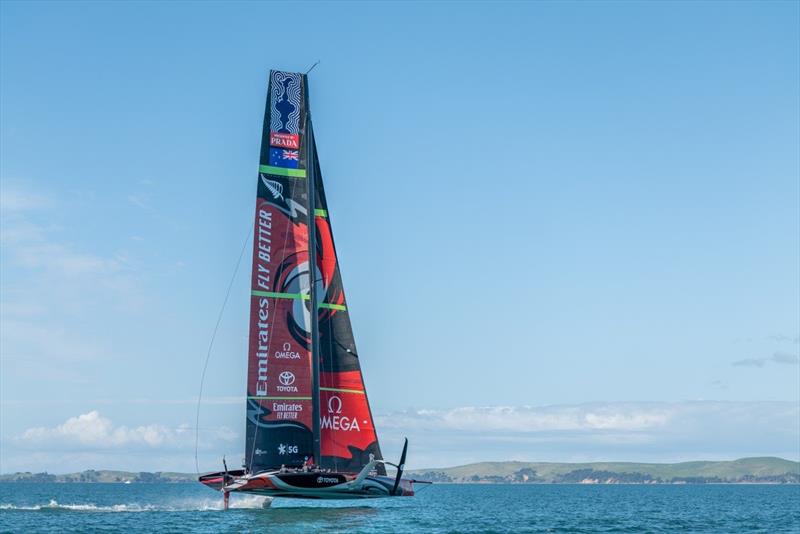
[311,145,385,475]
[246,70,313,473]
[246,70,383,475]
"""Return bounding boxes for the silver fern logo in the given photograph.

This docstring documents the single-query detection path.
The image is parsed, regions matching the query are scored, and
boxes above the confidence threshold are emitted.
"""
[260,174,284,200]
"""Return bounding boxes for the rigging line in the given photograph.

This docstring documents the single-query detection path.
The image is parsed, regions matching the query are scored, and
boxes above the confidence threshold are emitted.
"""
[305,60,320,75]
[194,221,253,476]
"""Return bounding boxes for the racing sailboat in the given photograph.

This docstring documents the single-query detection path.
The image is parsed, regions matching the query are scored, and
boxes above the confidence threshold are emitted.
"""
[199,69,422,505]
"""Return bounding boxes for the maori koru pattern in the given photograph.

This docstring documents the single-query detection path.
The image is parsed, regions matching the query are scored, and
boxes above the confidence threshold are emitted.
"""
[270,71,302,134]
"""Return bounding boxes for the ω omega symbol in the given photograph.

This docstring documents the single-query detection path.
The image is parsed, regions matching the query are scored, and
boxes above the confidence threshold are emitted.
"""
[327,395,342,414]
[279,371,295,386]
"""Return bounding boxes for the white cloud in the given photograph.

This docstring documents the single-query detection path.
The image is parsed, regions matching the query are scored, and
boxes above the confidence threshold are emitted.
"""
[0,187,51,212]
[20,411,177,447]
[5,410,239,473]
[378,403,671,434]
[16,410,236,450]
[733,352,800,368]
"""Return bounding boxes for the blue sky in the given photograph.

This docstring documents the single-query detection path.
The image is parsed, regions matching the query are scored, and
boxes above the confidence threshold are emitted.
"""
[1,1,798,473]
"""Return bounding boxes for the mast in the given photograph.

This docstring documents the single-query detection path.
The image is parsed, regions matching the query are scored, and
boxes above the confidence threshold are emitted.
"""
[306,95,322,465]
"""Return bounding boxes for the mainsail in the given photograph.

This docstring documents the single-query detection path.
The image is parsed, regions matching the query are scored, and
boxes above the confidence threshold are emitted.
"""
[245,70,383,475]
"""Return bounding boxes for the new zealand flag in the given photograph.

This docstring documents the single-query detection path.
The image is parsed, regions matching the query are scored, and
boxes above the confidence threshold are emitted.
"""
[269,148,300,169]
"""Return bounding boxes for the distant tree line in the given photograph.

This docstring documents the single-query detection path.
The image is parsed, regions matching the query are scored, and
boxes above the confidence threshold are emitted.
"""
[412,468,800,484]
[1,472,57,483]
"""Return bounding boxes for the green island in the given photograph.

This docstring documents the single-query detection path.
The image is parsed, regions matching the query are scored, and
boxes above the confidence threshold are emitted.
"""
[1,457,797,484]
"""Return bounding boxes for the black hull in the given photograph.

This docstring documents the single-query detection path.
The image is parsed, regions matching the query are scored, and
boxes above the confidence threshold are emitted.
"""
[198,469,415,500]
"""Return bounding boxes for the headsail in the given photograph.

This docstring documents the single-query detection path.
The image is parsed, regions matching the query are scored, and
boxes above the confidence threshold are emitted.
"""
[312,146,385,475]
[245,70,383,475]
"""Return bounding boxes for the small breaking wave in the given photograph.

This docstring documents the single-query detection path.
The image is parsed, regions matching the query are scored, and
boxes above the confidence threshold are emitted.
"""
[0,496,271,512]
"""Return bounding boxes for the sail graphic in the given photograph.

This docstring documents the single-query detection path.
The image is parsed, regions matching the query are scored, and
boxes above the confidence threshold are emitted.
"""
[311,146,386,475]
[245,70,383,475]
[245,70,314,473]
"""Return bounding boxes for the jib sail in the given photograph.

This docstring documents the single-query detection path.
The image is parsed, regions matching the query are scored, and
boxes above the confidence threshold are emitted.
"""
[311,145,385,475]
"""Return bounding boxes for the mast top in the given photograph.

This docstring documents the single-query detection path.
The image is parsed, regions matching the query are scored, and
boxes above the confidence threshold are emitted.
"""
[305,61,321,75]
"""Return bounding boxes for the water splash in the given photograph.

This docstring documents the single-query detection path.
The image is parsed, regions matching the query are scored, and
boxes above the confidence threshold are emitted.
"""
[0,500,157,512]
[0,496,272,512]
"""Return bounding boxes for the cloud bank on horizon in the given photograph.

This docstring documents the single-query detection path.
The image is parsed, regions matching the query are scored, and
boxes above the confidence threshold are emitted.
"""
[376,401,800,468]
[18,410,236,448]
[2,401,797,474]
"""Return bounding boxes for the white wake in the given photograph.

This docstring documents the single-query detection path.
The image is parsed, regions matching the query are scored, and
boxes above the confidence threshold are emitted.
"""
[0,495,272,512]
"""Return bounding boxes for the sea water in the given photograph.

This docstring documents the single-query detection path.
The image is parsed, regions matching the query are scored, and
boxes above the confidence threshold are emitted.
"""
[0,483,798,533]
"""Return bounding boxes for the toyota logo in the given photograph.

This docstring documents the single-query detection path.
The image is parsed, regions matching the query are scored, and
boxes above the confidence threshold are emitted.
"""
[279,371,295,386]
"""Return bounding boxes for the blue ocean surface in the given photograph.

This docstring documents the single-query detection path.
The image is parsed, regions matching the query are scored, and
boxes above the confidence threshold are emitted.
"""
[0,483,798,533]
